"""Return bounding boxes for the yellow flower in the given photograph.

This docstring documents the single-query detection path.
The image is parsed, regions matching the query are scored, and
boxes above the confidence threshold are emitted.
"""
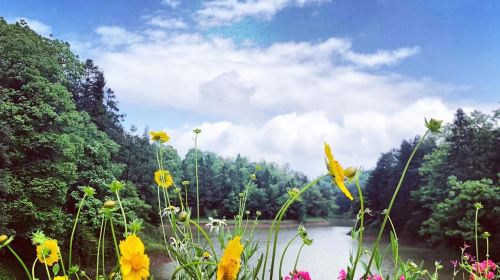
[54,276,68,280]
[148,131,170,143]
[36,239,60,266]
[217,236,244,280]
[119,234,150,280]
[324,143,353,200]
[202,251,211,260]
[154,170,174,188]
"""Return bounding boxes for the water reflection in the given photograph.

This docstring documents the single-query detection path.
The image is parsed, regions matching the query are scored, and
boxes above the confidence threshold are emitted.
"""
[151,226,454,279]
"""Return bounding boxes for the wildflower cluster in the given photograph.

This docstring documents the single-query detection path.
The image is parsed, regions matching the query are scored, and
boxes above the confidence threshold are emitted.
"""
[2,118,497,280]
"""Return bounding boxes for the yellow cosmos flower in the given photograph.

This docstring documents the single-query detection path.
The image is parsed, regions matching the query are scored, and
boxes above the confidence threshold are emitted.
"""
[217,236,244,280]
[54,276,68,280]
[154,170,173,188]
[324,143,353,200]
[36,239,60,266]
[119,234,150,280]
[148,131,170,143]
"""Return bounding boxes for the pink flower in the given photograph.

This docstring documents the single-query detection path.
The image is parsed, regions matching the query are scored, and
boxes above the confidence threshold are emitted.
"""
[338,269,347,280]
[399,275,406,280]
[284,270,312,280]
[470,259,497,280]
[361,275,383,280]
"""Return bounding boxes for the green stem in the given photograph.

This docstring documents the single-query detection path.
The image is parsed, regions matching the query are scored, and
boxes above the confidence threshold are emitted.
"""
[194,132,200,243]
[279,233,299,279]
[170,261,216,279]
[58,249,67,277]
[363,130,429,279]
[96,215,105,279]
[6,245,32,280]
[188,219,218,263]
[387,216,399,280]
[69,194,87,269]
[261,197,292,280]
[102,218,107,275]
[269,176,325,280]
[115,190,128,235]
[31,259,37,280]
[474,207,479,263]
[350,176,365,280]
[42,255,53,280]
[293,243,306,272]
[109,218,121,265]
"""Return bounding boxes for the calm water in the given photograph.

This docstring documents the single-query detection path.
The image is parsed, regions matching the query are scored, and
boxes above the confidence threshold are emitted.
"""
[152,226,455,279]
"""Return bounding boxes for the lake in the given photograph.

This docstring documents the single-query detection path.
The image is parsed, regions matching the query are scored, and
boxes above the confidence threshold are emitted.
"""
[151,226,456,279]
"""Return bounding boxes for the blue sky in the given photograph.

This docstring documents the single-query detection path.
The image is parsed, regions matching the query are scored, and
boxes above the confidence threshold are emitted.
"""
[2,0,499,176]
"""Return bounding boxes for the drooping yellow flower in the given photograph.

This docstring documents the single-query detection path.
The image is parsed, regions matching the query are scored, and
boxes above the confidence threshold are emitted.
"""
[54,276,68,280]
[36,239,60,266]
[148,131,170,143]
[154,169,173,188]
[324,143,353,200]
[119,234,150,280]
[217,236,244,280]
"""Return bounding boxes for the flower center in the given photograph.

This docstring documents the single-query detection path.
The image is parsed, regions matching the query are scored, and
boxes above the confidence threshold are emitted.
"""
[130,255,143,270]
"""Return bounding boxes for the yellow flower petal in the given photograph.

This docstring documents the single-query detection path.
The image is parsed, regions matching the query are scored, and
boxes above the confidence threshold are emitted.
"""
[36,239,60,266]
[148,131,170,143]
[119,234,150,280]
[154,169,174,189]
[324,143,354,200]
[217,236,244,280]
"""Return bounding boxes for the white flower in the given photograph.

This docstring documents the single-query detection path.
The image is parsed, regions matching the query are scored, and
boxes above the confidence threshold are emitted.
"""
[205,217,227,234]
[169,237,186,251]
[159,205,180,217]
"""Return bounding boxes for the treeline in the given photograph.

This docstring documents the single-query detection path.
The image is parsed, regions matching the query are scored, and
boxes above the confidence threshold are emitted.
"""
[0,19,347,268]
[362,108,500,255]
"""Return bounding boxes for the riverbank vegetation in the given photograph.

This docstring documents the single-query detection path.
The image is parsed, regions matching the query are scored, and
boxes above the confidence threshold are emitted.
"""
[0,19,498,279]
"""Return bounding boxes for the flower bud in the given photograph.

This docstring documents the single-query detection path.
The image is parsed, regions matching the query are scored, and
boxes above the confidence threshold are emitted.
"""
[256,211,262,216]
[181,181,190,186]
[0,235,8,244]
[104,200,116,209]
[344,167,357,179]
[425,118,443,133]
[178,211,189,222]
[193,128,202,134]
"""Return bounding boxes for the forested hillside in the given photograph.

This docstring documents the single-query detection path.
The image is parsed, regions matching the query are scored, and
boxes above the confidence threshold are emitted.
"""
[362,108,500,256]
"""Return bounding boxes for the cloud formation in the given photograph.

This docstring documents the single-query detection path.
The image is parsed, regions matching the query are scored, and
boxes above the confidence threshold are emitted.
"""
[146,16,188,29]
[161,0,181,8]
[196,0,330,27]
[86,26,472,176]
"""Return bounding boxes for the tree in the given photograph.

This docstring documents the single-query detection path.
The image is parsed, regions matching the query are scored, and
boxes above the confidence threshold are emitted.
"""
[419,176,500,257]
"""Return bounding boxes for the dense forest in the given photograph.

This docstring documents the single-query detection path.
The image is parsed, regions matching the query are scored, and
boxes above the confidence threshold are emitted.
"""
[361,108,500,256]
[0,19,352,274]
[0,18,499,277]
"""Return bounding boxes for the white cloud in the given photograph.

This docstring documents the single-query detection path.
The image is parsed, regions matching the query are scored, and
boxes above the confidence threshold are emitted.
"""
[88,28,476,177]
[340,46,421,68]
[196,0,330,27]
[161,0,181,8]
[147,16,188,29]
[12,17,52,36]
[95,26,143,47]
[167,100,455,177]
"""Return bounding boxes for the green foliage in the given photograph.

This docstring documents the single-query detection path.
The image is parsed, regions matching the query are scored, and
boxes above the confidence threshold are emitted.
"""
[364,108,499,257]
[420,176,500,253]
